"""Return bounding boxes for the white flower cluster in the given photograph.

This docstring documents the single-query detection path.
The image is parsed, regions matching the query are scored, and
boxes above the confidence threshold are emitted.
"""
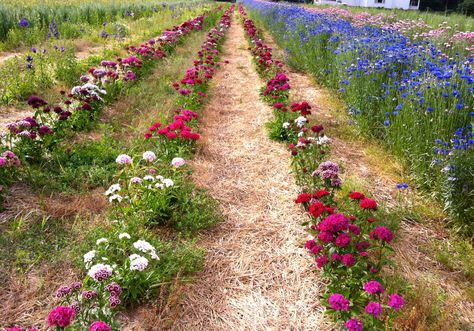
[84,250,96,264]
[105,183,122,203]
[295,116,307,128]
[133,240,159,260]
[71,83,106,100]
[139,175,174,190]
[129,254,149,271]
[119,232,131,240]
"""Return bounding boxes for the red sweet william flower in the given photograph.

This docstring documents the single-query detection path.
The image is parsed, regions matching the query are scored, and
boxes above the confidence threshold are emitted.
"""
[295,193,312,204]
[349,191,365,200]
[335,233,351,247]
[360,198,377,210]
[309,201,326,218]
[370,226,393,242]
[316,255,328,268]
[313,189,330,199]
[342,253,356,267]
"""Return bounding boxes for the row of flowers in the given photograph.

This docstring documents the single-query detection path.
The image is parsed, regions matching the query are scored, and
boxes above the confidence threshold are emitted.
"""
[4,6,234,331]
[241,0,473,237]
[0,8,211,202]
[240,5,405,331]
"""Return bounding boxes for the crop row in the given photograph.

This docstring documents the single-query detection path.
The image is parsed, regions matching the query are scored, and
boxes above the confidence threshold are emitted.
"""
[243,0,473,237]
[240,5,405,330]
[4,5,234,330]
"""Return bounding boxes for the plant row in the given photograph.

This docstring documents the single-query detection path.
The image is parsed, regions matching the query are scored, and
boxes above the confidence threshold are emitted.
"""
[243,0,473,237]
[0,6,215,206]
[0,0,204,49]
[240,5,405,331]
[0,2,209,105]
[4,5,234,331]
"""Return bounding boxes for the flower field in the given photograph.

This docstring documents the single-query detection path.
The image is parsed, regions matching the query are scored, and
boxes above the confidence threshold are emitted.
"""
[1,1,473,331]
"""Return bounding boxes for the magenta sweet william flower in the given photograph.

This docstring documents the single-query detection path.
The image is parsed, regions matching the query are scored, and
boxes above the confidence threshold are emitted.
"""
[364,280,384,295]
[370,226,393,243]
[90,321,111,331]
[328,293,350,311]
[344,318,363,331]
[316,255,328,268]
[365,301,383,317]
[48,305,76,328]
[318,231,334,243]
[318,213,349,233]
[342,253,356,267]
[335,233,351,247]
[388,293,405,310]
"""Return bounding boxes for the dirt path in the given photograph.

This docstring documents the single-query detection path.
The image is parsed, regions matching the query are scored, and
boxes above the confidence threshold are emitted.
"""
[172,17,330,331]
[262,31,474,328]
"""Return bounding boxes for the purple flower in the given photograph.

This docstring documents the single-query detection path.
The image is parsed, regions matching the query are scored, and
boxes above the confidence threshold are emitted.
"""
[105,282,122,296]
[328,293,350,311]
[55,285,71,298]
[388,293,405,310]
[19,18,29,28]
[365,301,383,317]
[364,280,384,295]
[90,321,111,331]
[335,233,351,247]
[109,295,121,308]
[344,318,363,331]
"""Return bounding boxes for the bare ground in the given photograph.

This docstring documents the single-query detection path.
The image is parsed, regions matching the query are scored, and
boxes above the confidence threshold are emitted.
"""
[169,18,330,331]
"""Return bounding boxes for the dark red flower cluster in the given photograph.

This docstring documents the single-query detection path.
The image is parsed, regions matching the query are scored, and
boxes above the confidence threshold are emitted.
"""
[263,73,290,97]
[291,101,312,116]
[144,109,200,141]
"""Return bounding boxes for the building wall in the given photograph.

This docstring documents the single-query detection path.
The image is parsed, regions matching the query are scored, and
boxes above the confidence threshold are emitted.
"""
[314,0,419,10]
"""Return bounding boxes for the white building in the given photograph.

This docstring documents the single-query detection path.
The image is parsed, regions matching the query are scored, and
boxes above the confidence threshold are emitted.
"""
[314,0,420,10]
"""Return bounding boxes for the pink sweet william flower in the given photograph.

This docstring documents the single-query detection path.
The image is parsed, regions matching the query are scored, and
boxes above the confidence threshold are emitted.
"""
[48,305,76,328]
[388,293,405,310]
[342,253,356,267]
[116,154,132,165]
[90,321,111,331]
[328,293,350,311]
[142,151,156,162]
[364,280,384,295]
[335,233,351,247]
[370,226,393,243]
[315,255,328,268]
[171,157,186,167]
[365,301,383,317]
[344,318,363,331]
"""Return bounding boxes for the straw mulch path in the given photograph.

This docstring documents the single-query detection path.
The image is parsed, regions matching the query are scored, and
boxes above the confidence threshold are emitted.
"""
[172,17,330,331]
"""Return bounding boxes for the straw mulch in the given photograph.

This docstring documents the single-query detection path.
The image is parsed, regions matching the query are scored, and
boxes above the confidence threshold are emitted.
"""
[170,18,330,331]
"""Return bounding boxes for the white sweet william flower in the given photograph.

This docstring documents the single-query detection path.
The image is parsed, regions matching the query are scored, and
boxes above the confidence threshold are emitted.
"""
[109,194,122,203]
[171,157,185,167]
[162,178,174,188]
[155,183,164,189]
[119,232,131,240]
[318,136,332,145]
[142,151,156,162]
[88,263,113,281]
[105,183,120,196]
[295,116,307,128]
[115,154,132,165]
[282,122,290,129]
[96,238,108,245]
[143,175,155,181]
[298,131,305,137]
[129,254,149,271]
[150,252,160,260]
[155,175,164,181]
[84,250,96,264]
[130,177,142,184]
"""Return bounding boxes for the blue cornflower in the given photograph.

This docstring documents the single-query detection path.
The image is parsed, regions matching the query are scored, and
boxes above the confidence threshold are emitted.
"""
[19,17,29,28]
[384,120,390,126]
[396,184,409,189]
